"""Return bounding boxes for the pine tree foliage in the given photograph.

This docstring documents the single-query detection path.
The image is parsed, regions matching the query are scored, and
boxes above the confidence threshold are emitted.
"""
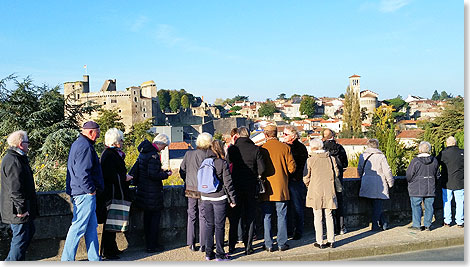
[299,95,316,118]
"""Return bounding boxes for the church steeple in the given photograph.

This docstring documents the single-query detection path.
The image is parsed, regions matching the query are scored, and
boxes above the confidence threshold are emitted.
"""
[349,74,361,95]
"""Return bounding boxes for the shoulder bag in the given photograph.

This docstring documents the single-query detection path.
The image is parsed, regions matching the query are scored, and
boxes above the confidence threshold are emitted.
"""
[104,174,132,232]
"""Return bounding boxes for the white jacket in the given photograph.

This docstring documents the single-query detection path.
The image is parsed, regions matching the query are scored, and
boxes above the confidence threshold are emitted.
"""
[357,148,394,199]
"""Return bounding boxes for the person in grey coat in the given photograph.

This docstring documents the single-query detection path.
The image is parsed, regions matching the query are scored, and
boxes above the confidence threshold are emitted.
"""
[406,141,440,231]
[357,139,394,231]
[179,132,213,252]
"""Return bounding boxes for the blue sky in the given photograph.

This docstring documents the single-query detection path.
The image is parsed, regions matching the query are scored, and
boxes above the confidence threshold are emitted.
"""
[0,0,464,104]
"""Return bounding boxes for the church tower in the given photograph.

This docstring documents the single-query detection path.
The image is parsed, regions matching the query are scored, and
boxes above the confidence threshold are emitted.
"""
[349,74,361,95]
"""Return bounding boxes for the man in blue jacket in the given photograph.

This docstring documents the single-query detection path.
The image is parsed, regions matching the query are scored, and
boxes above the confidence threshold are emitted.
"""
[61,121,104,261]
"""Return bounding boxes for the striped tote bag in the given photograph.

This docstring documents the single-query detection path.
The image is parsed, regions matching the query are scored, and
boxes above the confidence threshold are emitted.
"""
[105,175,132,232]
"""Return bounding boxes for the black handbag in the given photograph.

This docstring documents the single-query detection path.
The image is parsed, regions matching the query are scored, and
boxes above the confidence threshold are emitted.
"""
[328,156,343,193]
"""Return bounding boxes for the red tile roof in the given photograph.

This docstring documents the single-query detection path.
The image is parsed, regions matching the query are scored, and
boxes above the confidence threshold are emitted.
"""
[396,130,424,139]
[336,138,368,146]
[169,142,191,150]
[398,120,417,124]
[349,74,361,78]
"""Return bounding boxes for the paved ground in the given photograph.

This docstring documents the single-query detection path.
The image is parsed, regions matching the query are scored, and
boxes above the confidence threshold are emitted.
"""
[40,222,464,261]
[349,245,464,261]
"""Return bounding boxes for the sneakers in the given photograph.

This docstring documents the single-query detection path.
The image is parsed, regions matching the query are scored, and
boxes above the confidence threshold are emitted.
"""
[407,226,423,231]
[188,245,197,252]
[457,224,464,228]
[215,254,231,261]
[443,223,451,227]
[263,245,274,252]
[205,254,215,261]
[278,244,290,251]
[324,242,335,248]
[314,242,325,249]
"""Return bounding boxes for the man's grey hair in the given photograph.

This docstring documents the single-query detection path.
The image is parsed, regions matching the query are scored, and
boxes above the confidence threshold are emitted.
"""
[284,125,299,139]
[238,126,250,138]
[367,139,379,149]
[196,132,213,149]
[418,141,432,154]
[446,136,457,147]
[309,138,323,150]
[153,133,171,146]
[7,130,28,148]
[105,128,124,147]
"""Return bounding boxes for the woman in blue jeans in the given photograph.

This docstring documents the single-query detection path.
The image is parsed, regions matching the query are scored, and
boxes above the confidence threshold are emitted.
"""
[406,141,440,231]
[201,140,237,261]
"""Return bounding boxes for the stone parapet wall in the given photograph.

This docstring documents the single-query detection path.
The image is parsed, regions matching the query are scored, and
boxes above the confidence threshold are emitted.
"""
[0,177,446,260]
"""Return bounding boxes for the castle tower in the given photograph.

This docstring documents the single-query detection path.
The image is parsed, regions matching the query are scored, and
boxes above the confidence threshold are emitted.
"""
[64,75,89,98]
[349,74,361,95]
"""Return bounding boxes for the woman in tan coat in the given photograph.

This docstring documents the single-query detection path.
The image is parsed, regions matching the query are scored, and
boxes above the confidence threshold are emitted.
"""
[303,139,338,249]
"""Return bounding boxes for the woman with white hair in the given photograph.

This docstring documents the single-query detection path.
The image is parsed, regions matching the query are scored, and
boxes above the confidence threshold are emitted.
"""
[129,133,172,253]
[97,128,132,259]
[406,141,440,231]
[303,138,338,249]
[179,132,213,252]
[357,139,394,231]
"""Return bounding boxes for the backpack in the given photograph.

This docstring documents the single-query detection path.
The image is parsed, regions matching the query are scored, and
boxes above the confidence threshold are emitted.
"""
[197,158,220,193]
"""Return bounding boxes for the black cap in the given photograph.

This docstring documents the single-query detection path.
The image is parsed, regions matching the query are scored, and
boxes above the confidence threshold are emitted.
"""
[82,121,100,129]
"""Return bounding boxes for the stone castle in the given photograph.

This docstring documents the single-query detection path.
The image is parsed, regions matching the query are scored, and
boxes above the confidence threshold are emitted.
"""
[64,75,166,131]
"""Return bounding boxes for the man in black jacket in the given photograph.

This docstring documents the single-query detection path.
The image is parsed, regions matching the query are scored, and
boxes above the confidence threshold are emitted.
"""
[0,130,37,261]
[437,136,464,227]
[227,126,265,255]
[323,129,349,234]
[283,125,308,240]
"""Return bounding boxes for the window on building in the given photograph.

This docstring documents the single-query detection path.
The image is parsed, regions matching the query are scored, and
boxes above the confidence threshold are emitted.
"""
[111,99,117,103]
[118,110,121,113]
[103,101,106,105]
[77,94,80,99]
[143,114,146,118]
[134,97,138,102]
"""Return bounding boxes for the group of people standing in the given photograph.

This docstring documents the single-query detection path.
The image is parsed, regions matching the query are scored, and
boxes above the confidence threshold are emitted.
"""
[0,121,464,261]
[179,125,350,259]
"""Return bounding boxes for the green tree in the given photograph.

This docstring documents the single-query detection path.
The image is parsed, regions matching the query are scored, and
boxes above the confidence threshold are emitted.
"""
[440,91,449,100]
[94,109,126,153]
[431,90,440,101]
[213,132,223,140]
[339,93,345,98]
[258,101,277,117]
[299,95,316,118]
[230,106,242,112]
[169,90,181,112]
[341,86,361,137]
[181,94,190,109]
[123,119,154,169]
[277,93,286,100]
[157,89,171,112]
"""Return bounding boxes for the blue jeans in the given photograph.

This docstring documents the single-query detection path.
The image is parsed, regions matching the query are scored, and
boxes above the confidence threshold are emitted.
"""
[287,180,307,236]
[61,194,100,261]
[261,201,288,249]
[410,197,434,228]
[443,188,464,225]
[5,220,35,261]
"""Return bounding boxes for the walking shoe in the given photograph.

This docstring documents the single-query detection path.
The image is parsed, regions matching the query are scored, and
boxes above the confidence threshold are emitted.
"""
[457,224,464,228]
[407,226,423,231]
[278,244,290,251]
[443,223,451,227]
[263,245,274,252]
[324,242,335,248]
[215,254,231,261]
[425,227,431,231]
[199,246,206,253]
[314,242,325,249]
[189,245,197,252]
[205,254,215,261]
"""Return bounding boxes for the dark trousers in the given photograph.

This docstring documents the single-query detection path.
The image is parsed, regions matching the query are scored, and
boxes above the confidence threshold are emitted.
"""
[228,191,256,251]
[143,209,161,250]
[100,230,118,256]
[333,192,345,234]
[203,199,227,258]
[287,180,307,236]
[6,220,35,261]
[187,197,206,247]
[370,198,387,230]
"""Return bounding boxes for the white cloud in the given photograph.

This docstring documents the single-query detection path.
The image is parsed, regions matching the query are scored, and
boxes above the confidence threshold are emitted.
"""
[130,16,149,32]
[379,0,411,13]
